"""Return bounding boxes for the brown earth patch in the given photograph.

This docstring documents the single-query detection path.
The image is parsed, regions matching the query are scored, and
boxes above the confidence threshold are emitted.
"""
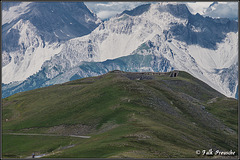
[47,124,96,136]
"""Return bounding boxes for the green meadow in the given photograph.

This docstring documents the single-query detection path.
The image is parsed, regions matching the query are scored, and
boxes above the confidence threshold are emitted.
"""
[2,71,238,158]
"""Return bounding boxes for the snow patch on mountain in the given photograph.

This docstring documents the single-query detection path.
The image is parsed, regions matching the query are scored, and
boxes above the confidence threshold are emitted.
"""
[132,31,238,98]
[188,32,238,70]
[2,2,101,84]
[2,20,63,84]
[56,3,188,64]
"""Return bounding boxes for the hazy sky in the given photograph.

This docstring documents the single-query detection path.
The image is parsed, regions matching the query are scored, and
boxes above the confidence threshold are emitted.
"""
[85,2,151,20]
[85,2,238,20]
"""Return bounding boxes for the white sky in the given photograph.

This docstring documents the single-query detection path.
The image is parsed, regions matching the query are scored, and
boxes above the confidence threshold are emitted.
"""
[85,2,238,20]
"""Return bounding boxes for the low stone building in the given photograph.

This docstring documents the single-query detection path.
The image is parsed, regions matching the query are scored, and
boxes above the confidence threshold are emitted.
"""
[169,71,179,77]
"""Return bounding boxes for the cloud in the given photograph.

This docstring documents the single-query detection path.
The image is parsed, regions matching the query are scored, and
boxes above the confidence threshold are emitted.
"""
[85,2,238,20]
[185,2,213,15]
[204,2,238,19]
[97,11,119,20]
[85,2,152,20]
[186,2,238,19]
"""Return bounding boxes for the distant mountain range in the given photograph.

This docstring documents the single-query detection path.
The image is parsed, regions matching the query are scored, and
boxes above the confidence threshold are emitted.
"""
[2,2,238,99]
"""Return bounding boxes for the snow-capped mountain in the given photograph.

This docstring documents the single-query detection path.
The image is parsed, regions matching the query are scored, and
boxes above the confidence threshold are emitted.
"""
[2,2,101,83]
[2,2,238,99]
[39,3,190,78]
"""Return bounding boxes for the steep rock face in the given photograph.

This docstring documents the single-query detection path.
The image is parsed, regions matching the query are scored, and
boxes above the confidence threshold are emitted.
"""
[169,14,238,49]
[215,62,238,98]
[2,2,238,99]
[119,3,151,16]
[2,2,22,11]
[2,2,100,83]
[20,2,100,43]
[39,2,190,79]
[2,18,63,83]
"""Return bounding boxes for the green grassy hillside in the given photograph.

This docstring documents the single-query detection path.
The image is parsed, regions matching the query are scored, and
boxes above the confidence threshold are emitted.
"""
[2,71,238,158]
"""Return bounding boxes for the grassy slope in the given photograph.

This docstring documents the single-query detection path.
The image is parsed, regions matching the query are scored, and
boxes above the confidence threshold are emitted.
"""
[2,134,81,158]
[2,71,238,158]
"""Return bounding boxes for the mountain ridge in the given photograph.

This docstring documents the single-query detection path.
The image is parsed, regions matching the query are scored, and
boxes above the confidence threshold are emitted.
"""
[2,70,238,158]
